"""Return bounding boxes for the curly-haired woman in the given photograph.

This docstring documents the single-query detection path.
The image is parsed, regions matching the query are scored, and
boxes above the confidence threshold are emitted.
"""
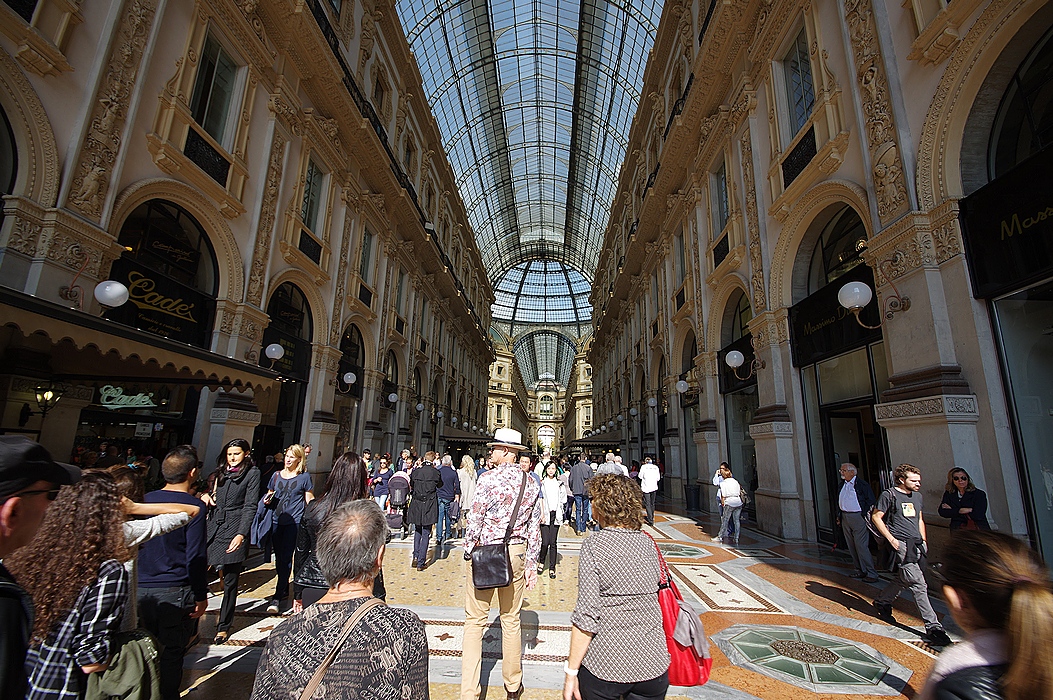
[8,470,131,699]
[564,474,669,700]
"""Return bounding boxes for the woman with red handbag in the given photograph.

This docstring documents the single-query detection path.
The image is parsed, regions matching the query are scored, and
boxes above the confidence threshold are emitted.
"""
[563,474,670,700]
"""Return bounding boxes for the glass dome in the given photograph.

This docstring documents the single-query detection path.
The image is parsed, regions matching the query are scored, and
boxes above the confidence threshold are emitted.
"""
[492,260,592,336]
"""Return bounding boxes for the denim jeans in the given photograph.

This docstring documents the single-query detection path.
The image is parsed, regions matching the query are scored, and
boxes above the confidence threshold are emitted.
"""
[138,585,196,700]
[718,505,742,542]
[374,493,389,510]
[437,499,453,544]
[574,494,591,533]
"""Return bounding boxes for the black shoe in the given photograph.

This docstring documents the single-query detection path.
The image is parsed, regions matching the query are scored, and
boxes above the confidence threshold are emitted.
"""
[924,628,952,647]
[849,572,867,579]
[417,562,426,571]
[549,570,556,579]
[874,602,894,622]
[506,684,524,700]
[411,559,419,568]
[863,576,880,583]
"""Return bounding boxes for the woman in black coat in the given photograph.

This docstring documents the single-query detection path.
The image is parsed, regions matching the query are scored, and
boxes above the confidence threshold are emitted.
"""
[406,451,441,570]
[938,467,991,531]
[203,438,260,642]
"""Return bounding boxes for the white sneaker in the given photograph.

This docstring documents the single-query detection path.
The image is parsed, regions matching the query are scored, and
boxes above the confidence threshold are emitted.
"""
[266,600,279,614]
[712,537,723,544]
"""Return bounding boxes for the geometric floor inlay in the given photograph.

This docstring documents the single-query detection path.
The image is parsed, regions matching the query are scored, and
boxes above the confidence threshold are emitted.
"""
[727,548,787,559]
[713,625,912,695]
[657,542,711,559]
[671,564,784,613]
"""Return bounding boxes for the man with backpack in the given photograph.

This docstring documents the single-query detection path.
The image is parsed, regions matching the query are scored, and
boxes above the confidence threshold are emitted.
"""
[870,463,952,647]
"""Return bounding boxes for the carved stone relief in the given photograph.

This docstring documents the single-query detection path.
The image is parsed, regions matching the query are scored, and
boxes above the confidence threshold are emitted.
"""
[246,134,286,307]
[843,0,909,224]
[68,0,158,220]
[329,205,355,347]
[739,128,766,313]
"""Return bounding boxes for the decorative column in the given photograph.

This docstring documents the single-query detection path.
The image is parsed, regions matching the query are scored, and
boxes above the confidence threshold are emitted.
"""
[204,390,262,475]
[303,344,341,477]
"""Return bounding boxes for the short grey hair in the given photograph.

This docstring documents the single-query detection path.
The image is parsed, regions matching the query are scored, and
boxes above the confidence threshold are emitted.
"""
[840,463,858,474]
[316,500,387,585]
[442,455,453,466]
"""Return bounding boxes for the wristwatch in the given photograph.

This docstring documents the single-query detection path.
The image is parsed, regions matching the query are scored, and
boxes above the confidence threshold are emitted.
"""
[563,662,579,676]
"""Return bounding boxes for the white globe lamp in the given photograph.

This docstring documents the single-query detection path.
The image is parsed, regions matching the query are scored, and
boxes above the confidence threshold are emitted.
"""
[838,281,873,311]
[725,350,744,369]
[94,281,129,308]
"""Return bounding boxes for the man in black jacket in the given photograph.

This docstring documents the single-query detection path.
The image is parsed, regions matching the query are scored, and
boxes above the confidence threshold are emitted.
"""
[837,463,879,582]
[0,437,80,698]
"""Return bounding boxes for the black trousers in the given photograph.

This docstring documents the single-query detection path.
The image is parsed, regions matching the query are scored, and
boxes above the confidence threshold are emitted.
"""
[539,523,559,571]
[642,491,656,524]
[217,562,243,632]
[272,523,297,600]
[138,585,196,700]
[579,666,669,700]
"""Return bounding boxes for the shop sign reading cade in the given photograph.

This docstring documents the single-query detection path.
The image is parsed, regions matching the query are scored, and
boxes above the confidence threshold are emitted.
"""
[99,385,158,411]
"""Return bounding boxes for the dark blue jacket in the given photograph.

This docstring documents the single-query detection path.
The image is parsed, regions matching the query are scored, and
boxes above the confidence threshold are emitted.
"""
[138,490,209,601]
[851,478,877,514]
[436,465,461,501]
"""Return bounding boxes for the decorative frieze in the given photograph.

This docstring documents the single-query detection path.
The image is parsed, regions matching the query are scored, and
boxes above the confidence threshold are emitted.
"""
[874,394,979,425]
[210,408,262,425]
[749,421,793,438]
[68,0,157,220]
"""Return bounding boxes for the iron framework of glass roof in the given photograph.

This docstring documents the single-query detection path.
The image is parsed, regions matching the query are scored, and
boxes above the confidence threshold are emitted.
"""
[513,330,578,389]
[491,260,592,336]
[396,0,662,279]
[395,0,662,382]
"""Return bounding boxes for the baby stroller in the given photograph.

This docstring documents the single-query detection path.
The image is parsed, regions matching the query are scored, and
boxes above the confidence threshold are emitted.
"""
[387,472,410,539]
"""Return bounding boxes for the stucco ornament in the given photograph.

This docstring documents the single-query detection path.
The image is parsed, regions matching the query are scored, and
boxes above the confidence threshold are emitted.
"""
[246,135,287,307]
[740,129,766,312]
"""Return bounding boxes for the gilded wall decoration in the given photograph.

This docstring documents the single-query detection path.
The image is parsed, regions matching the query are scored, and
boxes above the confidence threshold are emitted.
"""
[246,134,287,307]
[842,0,909,223]
[740,129,766,313]
[68,0,157,220]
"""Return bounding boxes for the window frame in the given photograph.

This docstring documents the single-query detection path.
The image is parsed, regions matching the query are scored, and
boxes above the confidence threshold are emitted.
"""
[188,32,245,149]
[781,27,816,142]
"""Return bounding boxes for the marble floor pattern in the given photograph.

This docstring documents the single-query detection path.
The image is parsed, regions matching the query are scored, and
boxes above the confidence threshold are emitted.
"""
[178,506,951,699]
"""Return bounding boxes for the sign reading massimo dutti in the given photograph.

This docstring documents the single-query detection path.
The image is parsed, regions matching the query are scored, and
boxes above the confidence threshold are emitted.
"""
[105,257,215,347]
[960,147,1053,299]
[789,264,881,367]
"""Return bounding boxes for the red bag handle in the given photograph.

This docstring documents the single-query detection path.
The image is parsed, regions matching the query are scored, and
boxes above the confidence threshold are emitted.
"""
[644,532,671,586]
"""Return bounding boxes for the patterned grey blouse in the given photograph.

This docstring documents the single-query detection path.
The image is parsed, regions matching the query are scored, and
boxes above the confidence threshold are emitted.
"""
[571,527,670,683]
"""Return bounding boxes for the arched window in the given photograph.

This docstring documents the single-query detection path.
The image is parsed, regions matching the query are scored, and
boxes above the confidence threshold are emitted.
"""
[108,200,218,347]
[263,282,313,379]
[807,206,867,295]
[537,425,555,448]
[540,395,554,414]
[989,26,1053,179]
[384,350,399,385]
[730,294,752,344]
[338,324,364,397]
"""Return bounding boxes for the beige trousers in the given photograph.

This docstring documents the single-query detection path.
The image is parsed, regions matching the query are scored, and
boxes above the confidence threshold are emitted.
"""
[460,542,527,700]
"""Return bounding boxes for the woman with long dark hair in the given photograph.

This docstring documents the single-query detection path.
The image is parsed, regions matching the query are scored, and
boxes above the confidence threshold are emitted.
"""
[921,530,1053,700]
[9,471,131,699]
[201,438,259,642]
[293,451,385,610]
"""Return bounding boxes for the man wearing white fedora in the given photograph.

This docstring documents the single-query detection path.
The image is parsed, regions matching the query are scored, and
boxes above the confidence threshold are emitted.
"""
[461,428,542,700]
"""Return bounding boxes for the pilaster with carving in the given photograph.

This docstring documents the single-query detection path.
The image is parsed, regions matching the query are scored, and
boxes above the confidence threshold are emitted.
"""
[739,127,766,313]
[842,0,909,224]
[67,0,158,221]
[246,132,287,308]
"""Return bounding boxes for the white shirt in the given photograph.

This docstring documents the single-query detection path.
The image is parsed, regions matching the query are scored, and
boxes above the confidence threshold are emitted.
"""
[719,478,743,508]
[639,463,661,493]
[839,478,862,513]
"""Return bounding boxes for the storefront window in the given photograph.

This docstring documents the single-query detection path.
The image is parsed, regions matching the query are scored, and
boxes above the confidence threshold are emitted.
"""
[817,347,872,404]
[258,283,313,457]
[724,386,758,505]
[992,279,1053,563]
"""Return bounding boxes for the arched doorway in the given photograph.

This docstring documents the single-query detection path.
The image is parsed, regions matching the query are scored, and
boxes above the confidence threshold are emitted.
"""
[718,290,758,517]
[787,205,889,543]
[257,282,313,458]
[958,21,1053,562]
[382,350,399,454]
[107,199,218,347]
[334,323,365,455]
[679,331,700,488]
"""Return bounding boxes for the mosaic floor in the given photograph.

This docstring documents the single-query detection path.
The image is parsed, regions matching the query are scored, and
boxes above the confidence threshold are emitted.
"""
[178,506,954,699]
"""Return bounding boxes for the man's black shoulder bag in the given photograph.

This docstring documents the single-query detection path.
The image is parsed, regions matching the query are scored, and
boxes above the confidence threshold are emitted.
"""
[470,472,528,590]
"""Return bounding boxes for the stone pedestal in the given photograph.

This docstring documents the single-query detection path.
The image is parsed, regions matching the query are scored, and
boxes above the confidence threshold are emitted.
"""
[306,411,340,479]
[750,417,811,540]
[695,423,720,514]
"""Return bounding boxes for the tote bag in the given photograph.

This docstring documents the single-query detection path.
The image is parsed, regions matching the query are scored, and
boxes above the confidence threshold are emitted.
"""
[651,536,712,686]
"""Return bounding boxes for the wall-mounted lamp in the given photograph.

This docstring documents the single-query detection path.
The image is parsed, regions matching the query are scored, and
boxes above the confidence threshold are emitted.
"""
[629,407,638,417]
[451,415,458,425]
[436,410,444,419]
[724,336,766,378]
[59,245,132,310]
[647,397,658,408]
[838,273,910,329]
[253,343,285,369]
[675,373,702,397]
[416,402,425,412]
[463,421,469,429]
[617,415,624,422]
[334,371,357,394]
[607,420,615,428]
[387,392,399,403]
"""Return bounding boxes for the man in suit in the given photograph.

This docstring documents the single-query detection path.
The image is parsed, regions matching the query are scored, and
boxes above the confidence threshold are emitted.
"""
[837,463,878,582]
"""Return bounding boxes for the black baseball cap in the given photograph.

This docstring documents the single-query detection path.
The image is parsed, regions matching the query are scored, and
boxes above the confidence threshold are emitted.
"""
[0,436,82,500]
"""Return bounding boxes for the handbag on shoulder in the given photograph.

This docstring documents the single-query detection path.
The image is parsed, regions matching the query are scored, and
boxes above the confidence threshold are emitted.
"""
[648,534,712,686]
[470,473,528,590]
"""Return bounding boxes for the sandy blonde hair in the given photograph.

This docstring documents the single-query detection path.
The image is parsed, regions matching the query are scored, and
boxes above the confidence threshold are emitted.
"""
[284,444,307,474]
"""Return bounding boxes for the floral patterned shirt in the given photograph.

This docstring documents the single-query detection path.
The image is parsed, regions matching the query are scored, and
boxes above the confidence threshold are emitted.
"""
[465,463,542,566]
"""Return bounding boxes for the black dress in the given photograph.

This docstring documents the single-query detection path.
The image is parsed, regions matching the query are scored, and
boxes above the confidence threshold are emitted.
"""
[406,465,440,528]
[207,466,260,566]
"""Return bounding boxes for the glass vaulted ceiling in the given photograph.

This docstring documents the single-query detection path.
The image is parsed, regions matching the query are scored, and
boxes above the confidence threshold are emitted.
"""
[396,0,662,384]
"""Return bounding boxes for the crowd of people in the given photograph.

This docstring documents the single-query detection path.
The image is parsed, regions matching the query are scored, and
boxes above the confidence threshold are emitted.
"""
[1,432,1052,700]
